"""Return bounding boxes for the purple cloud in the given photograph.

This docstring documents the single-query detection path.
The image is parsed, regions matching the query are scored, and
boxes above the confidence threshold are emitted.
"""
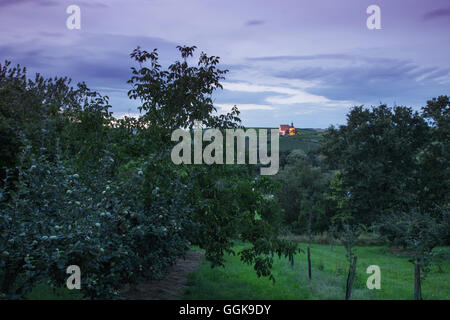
[0,0,449,127]
[423,7,450,20]
[245,20,265,26]
[77,1,109,9]
[249,53,450,106]
[0,0,57,7]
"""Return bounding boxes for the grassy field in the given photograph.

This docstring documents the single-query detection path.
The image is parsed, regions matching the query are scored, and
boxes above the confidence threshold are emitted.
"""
[23,243,450,300]
[25,283,84,300]
[279,129,324,153]
[183,243,450,300]
[248,127,324,154]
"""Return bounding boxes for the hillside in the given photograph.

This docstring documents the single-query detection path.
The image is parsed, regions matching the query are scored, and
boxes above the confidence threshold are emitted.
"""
[278,128,324,153]
[247,128,325,154]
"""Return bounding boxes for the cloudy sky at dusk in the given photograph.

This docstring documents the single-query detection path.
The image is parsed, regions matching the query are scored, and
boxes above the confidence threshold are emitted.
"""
[1,0,449,127]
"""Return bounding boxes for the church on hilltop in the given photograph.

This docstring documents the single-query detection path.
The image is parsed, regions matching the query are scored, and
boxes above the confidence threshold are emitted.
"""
[279,123,296,136]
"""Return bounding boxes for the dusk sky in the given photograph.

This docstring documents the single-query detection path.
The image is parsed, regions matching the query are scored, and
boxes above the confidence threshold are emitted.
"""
[1,0,449,127]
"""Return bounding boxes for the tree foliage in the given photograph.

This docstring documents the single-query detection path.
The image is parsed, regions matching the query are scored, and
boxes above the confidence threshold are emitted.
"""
[321,104,430,224]
[0,46,296,299]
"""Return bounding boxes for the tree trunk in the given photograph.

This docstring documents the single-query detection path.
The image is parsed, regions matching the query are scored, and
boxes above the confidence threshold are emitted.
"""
[1,262,21,296]
[290,255,294,268]
[307,246,312,280]
[414,263,422,300]
[345,256,357,300]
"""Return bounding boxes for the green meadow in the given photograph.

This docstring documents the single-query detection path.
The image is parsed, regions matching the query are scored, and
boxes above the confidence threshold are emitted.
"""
[183,243,450,300]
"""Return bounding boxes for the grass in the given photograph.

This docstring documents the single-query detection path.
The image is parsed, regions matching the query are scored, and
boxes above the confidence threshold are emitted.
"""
[183,243,450,300]
[279,129,324,153]
[282,232,386,246]
[25,282,84,300]
[21,243,450,300]
[247,127,324,154]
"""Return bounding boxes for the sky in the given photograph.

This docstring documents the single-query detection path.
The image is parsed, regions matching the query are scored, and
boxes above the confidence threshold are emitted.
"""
[0,0,449,128]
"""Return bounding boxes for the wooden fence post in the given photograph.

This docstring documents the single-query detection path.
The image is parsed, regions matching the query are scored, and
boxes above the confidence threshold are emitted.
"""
[307,247,312,281]
[414,263,422,300]
[345,256,357,300]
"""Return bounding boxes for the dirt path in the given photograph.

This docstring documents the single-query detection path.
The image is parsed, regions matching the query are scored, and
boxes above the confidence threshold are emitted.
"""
[121,251,204,300]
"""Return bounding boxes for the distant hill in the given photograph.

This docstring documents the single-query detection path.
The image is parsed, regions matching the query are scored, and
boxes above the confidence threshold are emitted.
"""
[229,127,326,155]
[278,129,324,153]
